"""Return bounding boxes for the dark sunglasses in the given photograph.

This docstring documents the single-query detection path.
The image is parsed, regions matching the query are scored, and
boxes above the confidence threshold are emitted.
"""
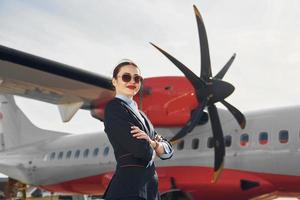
[118,73,143,83]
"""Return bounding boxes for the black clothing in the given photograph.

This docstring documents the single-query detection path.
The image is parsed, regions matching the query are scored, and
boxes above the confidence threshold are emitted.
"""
[103,98,160,200]
[106,197,145,200]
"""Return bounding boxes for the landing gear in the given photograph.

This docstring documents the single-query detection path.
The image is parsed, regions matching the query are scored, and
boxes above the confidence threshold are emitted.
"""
[160,189,193,200]
[160,177,193,200]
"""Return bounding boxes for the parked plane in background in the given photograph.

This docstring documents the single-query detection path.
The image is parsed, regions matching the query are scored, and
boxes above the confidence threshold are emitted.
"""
[1,5,300,200]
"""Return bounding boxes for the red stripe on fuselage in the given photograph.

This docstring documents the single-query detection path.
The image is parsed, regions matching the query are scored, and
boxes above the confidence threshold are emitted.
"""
[40,172,113,195]
[40,166,300,199]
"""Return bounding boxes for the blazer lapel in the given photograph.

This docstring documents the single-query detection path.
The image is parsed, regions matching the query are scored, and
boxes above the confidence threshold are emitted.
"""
[139,111,153,138]
[118,99,149,133]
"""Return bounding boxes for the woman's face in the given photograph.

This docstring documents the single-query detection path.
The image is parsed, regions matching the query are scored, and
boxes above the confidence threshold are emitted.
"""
[112,65,142,98]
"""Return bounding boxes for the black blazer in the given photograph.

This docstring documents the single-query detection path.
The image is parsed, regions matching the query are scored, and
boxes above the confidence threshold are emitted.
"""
[103,98,160,200]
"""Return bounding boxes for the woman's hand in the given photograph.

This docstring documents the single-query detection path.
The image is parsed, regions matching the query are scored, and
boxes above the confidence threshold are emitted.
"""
[131,126,163,151]
[131,126,151,142]
[131,126,159,149]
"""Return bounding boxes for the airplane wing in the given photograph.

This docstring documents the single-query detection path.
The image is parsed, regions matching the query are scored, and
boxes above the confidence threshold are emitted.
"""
[0,44,115,121]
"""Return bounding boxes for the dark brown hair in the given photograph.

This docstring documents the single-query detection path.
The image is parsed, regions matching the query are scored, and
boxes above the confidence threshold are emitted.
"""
[113,60,139,78]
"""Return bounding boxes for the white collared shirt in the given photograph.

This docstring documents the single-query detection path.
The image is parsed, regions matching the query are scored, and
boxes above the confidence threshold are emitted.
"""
[116,94,145,125]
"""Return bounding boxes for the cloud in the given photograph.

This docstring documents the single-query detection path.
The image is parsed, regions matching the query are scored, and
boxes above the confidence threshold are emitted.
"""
[0,0,300,133]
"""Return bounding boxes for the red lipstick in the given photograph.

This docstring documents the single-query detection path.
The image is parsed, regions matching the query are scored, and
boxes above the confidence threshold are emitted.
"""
[127,85,136,90]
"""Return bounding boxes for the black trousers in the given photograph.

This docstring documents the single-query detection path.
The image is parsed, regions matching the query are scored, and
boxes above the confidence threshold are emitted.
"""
[107,198,144,200]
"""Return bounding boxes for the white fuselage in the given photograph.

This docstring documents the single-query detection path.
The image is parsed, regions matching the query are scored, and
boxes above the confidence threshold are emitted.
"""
[1,105,300,186]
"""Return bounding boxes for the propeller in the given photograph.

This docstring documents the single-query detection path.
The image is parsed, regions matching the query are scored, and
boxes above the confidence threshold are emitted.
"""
[151,5,246,183]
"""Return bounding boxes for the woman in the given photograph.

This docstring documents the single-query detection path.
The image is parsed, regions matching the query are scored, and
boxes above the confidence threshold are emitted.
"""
[103,60,173,200]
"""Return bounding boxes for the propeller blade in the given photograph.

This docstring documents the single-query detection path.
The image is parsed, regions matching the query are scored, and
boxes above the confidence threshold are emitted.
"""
[193,5,212,81]
[214,53,236,80]
[151,5,245,185]
[221,100,246,129]
[150,42,206,90]
[207,104,225,183]
[170,99,207,143]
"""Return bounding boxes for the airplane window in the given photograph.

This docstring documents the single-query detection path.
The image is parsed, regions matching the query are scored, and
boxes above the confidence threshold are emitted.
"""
[66,151,72,159]
[192,138,199,150]
[93,148,99,157]
[177,140,184,150]
[207,137,213,149]
[192,138,199,149]
[74,150,80,159]
[50,152,56,160]
[225,135,232,147]
[240,134,249,147]
[279,130,289,144]
[83,149,89,158]
[103,146,110,156]
[43,154,48,161]
[259,132,268,145]
[58,152,63,160]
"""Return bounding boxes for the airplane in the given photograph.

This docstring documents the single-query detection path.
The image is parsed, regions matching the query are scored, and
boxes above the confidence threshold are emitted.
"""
[1,4,300,200]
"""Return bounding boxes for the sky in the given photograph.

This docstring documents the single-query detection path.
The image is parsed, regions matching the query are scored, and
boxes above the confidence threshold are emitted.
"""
[0,1,300,197]
[1,0,300,135]
[0,0,300,133]
[0,1,300,127]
